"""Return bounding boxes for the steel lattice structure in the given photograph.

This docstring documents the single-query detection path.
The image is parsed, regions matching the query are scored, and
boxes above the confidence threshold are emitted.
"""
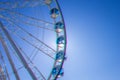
[0,0,67,80]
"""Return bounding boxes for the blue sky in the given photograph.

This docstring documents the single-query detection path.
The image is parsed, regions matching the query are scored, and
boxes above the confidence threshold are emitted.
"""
[58,0,120,80]
[0,0,119,80]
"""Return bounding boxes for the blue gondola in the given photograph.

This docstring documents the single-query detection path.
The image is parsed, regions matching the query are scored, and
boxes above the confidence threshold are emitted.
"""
[57,36,64,44]
[57,68,64,78]
[52,66,64,78]
[55,22,64,33]
[50,8,59,18]
[56,51,64,62]
[52,66,60,75]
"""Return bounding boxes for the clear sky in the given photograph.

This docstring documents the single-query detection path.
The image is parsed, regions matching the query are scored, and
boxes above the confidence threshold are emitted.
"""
[58,0,120,80]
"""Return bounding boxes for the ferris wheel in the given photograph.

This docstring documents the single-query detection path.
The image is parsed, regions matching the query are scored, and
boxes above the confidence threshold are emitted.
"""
[0,0,67,80]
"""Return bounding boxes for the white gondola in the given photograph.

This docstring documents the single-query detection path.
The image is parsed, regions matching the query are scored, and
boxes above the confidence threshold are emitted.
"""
[44,0,52,5]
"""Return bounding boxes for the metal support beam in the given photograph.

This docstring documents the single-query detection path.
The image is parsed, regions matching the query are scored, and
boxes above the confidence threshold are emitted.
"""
[0,22,37,80]
[0,51,10,80]
[0,34,20,80]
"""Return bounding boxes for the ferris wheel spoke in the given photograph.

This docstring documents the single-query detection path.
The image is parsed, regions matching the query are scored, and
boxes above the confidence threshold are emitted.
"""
[30,49,39,61]
[0,34,21,80]
[4,26,55,60]
[0,8,54,25]
[0,15,56,54]
[0,0,44,9]
[8,62,45,80]
[0,14,54,31]
[17,35,55,60]
[3,25,56,60]
[0,50,10,80]
[17,26,56,53]
[15,43,46,80]
[17,34,55,59]
[4,14,55,31]
[0,23,38,80]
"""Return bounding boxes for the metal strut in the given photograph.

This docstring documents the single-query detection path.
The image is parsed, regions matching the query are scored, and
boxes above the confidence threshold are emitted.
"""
[0,34,20,80]
[0,22,38,80]
[0,50,11,80]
